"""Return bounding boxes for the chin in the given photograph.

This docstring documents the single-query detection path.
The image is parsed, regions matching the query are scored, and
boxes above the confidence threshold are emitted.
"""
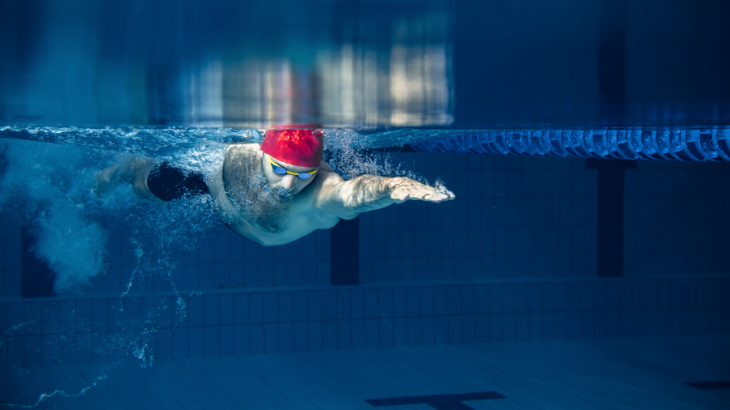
[271,192,293,203]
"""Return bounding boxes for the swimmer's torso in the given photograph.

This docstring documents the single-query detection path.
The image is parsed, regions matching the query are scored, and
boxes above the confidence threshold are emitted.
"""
[206,144,339,246]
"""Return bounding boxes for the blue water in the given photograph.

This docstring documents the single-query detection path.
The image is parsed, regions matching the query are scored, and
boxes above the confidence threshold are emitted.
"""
[2,0,730,409]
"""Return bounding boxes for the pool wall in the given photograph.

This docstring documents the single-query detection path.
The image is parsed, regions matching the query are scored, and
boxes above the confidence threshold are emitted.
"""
[1,152,730,367]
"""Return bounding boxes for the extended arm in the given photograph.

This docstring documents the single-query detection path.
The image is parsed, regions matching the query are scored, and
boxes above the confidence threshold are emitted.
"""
[94,157,164,202]
[316,173,455,220]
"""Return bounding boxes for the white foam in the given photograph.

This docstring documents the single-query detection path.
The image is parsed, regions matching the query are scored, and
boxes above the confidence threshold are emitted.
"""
[323,128,428,184]
[0,140,127,291]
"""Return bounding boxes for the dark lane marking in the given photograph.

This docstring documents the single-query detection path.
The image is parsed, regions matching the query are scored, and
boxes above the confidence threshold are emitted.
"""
[598,0,627,121]
[685,381,730,390]
[366,391,505,409]
[586,158,636,277]
[21,227,55,298]
[330,216,359,286]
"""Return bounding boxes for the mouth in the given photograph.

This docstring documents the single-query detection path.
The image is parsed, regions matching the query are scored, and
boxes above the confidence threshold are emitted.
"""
[270,187,293,202]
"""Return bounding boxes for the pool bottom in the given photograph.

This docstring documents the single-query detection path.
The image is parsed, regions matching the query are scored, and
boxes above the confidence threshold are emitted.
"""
[2,335,729,409]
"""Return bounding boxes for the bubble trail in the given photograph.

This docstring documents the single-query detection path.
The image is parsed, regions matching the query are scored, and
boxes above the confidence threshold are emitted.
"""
[0,375,107,408]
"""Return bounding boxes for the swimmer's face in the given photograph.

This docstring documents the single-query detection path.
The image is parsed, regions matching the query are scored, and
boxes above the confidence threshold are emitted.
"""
[262,153,318,202]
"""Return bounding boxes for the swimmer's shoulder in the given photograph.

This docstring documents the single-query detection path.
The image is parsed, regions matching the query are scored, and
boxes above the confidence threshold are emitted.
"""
[298,170,345,211]
[306,164,344,191]
[293,171,342,228]
[225,142,262,158]
[223,143,262,173]
[315,170,344,189]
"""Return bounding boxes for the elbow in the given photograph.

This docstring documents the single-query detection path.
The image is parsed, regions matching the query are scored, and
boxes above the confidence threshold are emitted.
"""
[335,202,359,220]
[335,198,362,220]
[339,212,359,221]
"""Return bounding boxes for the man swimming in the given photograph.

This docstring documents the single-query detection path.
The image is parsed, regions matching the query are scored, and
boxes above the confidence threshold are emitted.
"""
[95,128,455,246]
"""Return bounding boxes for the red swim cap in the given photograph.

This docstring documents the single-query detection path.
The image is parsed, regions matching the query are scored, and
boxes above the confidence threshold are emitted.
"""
[261,129,324,167]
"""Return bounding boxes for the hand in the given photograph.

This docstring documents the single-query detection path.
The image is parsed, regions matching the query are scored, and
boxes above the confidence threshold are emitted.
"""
[387,177,456,203]
[93,163,123,197]
[92,157,159,201]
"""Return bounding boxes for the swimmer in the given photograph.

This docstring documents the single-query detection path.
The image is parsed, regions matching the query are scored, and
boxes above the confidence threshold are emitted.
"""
[95,129,455,246]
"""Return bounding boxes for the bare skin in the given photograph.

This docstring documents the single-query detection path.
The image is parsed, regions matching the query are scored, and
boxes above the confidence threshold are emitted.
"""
[96,143,455,246]
[93,157,164,203]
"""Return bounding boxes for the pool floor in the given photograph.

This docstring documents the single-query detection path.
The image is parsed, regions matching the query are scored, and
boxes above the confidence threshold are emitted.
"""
[2,335,730,409]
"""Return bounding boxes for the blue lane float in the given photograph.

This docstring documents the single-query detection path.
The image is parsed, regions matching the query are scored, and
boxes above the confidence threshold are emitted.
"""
[410,129,730,162]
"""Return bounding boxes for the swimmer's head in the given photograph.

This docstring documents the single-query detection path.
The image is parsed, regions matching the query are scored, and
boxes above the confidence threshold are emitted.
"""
[260,129,323,202]
[262,153,319,202]
[260,128,324,167]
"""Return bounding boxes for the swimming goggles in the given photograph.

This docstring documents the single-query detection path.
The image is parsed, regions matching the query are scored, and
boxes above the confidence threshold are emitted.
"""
[268,157,318,180]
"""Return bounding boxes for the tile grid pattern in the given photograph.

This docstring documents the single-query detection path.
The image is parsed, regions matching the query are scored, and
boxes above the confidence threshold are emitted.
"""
[624,160,730,276]
[2,277,729,367]
[98,226,331,295]
[360,153,597,283]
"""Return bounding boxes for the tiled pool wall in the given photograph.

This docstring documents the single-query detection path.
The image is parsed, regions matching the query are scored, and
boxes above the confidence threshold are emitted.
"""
[1,152,730,367]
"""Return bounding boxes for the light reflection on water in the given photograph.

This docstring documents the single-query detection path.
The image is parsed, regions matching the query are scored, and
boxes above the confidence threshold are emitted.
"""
[1,0,454,128]
[217,43,453,128]
[1,0,729,129]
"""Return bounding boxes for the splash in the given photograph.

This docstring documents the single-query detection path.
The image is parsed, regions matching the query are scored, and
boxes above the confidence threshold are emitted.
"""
[0,125,470,153]
[323,129,381,179]
[0,135,225,399]
[0,126,262,159]
[323,129,427,183]
[433,178,450,195]
[0,140,125,291]
[0,130,226,293]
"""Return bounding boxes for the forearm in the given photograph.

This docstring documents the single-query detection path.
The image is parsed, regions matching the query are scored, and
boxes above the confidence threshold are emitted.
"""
[95,156,163,202]
[127,158,164,202]
[339,175,397,214]
[318,174,395,219]
[325,173,436,219]
[318,173,454,219]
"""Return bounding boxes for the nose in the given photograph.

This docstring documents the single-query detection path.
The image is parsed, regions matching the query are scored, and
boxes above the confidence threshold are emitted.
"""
[279,174,296,190]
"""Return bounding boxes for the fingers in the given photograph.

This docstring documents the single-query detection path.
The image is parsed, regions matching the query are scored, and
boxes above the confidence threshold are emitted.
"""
[426,192,454,202]
[93,166,118,198]
[440,189,456,200]
[388,178,456,203]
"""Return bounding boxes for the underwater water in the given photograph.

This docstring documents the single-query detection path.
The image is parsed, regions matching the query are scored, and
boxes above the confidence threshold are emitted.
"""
[1,126,729,409]
[2,0,730,409]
